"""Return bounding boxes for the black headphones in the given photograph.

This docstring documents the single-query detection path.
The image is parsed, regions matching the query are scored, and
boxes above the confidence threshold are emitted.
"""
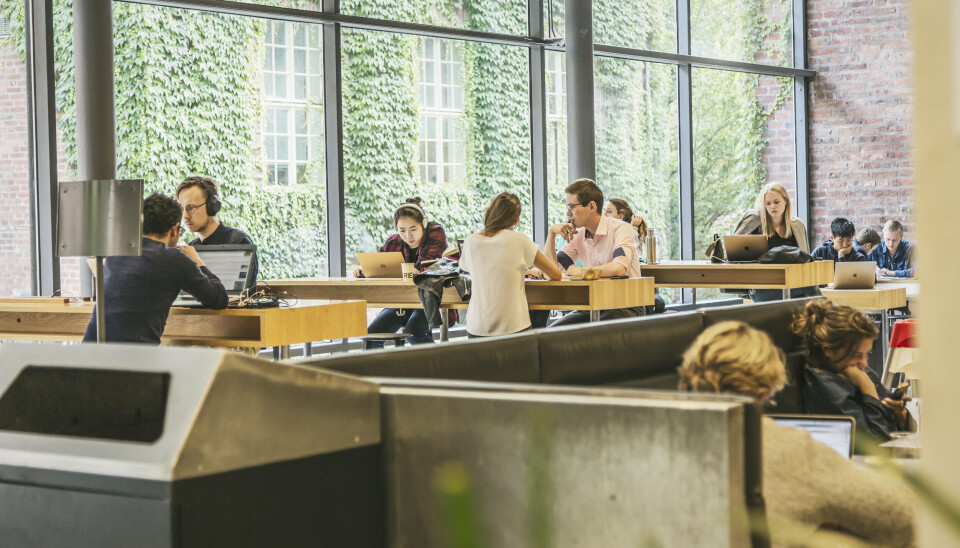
[184,176,221,216]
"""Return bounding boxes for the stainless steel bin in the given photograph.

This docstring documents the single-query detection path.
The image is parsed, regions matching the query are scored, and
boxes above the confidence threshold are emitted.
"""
[0,343,382,547]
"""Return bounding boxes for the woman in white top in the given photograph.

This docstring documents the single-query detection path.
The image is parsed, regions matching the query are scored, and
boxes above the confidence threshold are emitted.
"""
[460,192,562,337]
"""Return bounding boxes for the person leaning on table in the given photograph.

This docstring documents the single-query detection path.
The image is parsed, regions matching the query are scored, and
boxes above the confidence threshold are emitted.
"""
[540,178,644,327]
[82,193,228,344]
[460,192,561,337]
[678,321,915,548]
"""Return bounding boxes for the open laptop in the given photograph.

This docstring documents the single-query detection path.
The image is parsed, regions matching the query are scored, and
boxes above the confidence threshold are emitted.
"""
[770,414,856,459]
[356,252,404,278]
[723,234,769,262]
[174,244,257,307]
[834,261,876,290]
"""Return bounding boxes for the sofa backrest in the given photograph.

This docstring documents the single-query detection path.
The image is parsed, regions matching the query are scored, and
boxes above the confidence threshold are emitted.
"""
[302,332,540,384]
[536,312,705,387]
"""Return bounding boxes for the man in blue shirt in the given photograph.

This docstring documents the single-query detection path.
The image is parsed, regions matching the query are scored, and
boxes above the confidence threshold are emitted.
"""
[874,220,916,278]
[811,217,867,264]
[82,193,228,344]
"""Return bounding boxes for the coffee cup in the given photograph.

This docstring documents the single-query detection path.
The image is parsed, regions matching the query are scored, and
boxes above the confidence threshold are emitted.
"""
[401,262,418,282]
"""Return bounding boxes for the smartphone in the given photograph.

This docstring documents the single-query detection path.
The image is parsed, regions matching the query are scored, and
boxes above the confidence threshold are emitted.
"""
[609,275,629,279]
[890,382,910,400]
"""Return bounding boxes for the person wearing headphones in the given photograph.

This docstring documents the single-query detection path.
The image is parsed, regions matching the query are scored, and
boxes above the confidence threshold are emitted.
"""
[176,176,259,289]
[352,197,449,347]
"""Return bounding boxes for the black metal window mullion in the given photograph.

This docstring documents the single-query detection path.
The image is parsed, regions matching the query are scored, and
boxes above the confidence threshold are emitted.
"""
[676,0,695,305]
[528,0,548,246]
[793,0,810,229]
[322,0,345,277]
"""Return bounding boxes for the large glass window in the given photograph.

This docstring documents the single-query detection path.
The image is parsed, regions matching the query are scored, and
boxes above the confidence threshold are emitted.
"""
[341,0,527,35]
[342,28,532,269]
[0,4,38,296]
[691,0,793,67]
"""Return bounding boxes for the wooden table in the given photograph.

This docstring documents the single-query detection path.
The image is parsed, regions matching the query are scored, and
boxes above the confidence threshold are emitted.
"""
[0,299,367,359]
[821,285,908,361]
[876,279,920,301]
[266,277,656,339]
[639,260,835,299]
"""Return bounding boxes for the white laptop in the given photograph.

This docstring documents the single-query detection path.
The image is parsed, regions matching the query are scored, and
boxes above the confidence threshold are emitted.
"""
[834,261,876,290]
[771,414,856,459]
[174,245,257,307]
[356,252,405,278]
[723,234,769,262]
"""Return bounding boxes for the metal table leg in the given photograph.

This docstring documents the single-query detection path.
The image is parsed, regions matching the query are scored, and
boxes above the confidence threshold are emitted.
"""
[440,311,449,342]
[880,309,890,365]
[782,288,790,300]
[304,342,313,357]
[279,345,290,360]
[590,310,600,322]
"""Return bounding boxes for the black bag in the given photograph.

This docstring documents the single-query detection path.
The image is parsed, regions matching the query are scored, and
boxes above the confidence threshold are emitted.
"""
[704,233,725,263]
[757,246,814,264]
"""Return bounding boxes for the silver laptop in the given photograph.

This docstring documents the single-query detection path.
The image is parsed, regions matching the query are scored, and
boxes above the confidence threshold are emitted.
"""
[356,252,404,278]
[771,414,856,459]
[174,244,257,307]
[834,261,876,290]
[723,234,769,262]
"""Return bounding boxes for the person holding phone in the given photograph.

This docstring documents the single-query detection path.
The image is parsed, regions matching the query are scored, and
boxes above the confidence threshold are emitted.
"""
[459,192,562,337]
[792,300,913,441]
[678,321,915,547]
[352,197,448,347]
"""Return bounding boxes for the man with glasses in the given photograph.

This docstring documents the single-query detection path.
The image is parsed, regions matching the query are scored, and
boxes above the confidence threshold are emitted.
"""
[82,193,228,344]
[176,175,259,289]
[540,178,644,327]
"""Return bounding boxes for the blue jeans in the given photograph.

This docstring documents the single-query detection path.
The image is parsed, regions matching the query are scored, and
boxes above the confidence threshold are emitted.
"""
[366,308,435,348]
[749,286,822,302]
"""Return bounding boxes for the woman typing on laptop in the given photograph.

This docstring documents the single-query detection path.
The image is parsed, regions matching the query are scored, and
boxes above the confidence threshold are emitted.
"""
[678,321,915,547]
[459,192,561,337]
[352,198,448,347]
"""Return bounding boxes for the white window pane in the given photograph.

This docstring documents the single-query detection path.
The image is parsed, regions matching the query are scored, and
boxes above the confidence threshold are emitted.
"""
[442,141,453,164]
[309,50,321,75]
[310,76,322,97]
[442,87,453,109]
[293,23,305,47]
[296,164,306,184]
[425,87,435,108]
[309,26,319,47]
[266,136,276,160]
[424,61,436,83]
[265,77,274,97]
[295,75,307,100]
[275,74,287,98]
[277,165,289,186]
[296,137,308,161]
[426,118,437,139]
[276,109,289,133]
[295,110,307,133]
[274,48,285,71]
[427,166,437,184]
[276,22,286,43]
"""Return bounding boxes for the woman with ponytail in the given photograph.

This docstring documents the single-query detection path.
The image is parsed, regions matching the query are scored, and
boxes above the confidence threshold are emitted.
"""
[459,192,561,337]
[792,300,911,441]
[678,321,915,547]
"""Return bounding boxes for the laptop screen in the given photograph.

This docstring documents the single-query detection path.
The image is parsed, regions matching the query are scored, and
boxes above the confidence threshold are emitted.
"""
[194,245,256,293]
[771,415,855,459]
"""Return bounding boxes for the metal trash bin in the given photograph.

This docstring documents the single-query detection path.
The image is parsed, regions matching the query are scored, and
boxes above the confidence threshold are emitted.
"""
[0,342,382,547]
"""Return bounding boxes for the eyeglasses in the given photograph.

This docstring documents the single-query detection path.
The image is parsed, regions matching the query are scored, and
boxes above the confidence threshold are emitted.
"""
[182,202,207,215]
[565,202,587,212]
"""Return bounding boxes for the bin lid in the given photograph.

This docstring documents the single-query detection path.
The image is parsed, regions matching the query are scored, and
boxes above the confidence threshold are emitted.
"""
[0,343,380,481]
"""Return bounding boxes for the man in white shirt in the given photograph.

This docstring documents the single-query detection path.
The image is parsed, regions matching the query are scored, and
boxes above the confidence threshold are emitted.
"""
[542,178,644,327]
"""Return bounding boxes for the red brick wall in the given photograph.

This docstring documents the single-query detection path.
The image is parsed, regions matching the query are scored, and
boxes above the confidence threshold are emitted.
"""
[807,0,913,245]
[0,43,35,296]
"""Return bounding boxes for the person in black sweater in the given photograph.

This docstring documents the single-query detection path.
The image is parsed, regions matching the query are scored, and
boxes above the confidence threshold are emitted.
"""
[176,176,258,289]
[811,217,866,264]
[82,193,228,344]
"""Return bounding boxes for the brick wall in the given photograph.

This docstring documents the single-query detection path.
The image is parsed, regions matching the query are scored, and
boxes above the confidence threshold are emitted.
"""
[0,43,35,296]
[806,0,913,245]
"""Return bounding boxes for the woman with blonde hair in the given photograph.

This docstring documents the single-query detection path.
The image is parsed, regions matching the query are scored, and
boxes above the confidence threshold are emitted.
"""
[733,182,810,253]
[459,192,561,337]
[792,300,912,441]
[679,321,915,547]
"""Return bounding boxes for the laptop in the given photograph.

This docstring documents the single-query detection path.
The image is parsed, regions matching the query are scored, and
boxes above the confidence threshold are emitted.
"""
[723,234,769,262]
[770,414,856,459]
[834,261,876,290]
[356,252,405,278]
[174,244,257,307]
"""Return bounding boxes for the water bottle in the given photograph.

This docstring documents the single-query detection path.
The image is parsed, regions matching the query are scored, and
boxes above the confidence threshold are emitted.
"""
[645,228,659,264]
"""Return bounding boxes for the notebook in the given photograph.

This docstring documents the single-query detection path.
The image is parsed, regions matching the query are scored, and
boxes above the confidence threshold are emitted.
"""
[833,261,876,290]
[770,414,856,459]
[173,244,257,307]
[356,252,405,278]
[723,234,769,262]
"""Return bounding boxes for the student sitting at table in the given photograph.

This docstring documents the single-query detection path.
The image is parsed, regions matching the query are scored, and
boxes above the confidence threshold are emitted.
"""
[603,197,647,248]
[82,193,228,344]
[460,192,561,337]
[352,197,448,347]
[544,179,644,326]
[811,217,866,264]
[875,220,916,278]
[678,321,915,547]
[733,182,814,301]
[792,300,913,442]
[853,227,881,258]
